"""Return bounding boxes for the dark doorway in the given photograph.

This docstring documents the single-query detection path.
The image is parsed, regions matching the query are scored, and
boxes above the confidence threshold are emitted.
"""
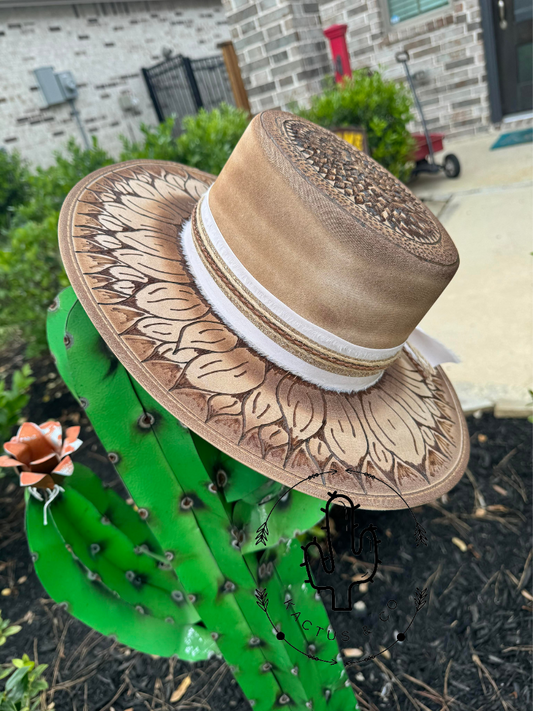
[494,0,533,116]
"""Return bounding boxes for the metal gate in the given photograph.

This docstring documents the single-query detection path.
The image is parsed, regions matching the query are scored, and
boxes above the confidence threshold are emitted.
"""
[142,54,235,132]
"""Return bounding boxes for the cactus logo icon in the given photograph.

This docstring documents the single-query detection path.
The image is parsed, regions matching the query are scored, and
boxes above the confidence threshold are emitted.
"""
[255,467,430,666]
[300,491,381,612]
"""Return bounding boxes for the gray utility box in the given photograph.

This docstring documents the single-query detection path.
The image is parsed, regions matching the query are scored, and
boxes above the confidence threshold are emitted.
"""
[34,67,78,107]
[56,71,78,101]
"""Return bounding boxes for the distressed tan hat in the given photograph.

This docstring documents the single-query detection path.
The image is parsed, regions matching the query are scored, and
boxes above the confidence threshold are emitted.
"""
[58,110,469,510]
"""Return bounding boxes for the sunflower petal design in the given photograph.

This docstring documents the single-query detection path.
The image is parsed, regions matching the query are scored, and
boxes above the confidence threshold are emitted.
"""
[61,162,469,508]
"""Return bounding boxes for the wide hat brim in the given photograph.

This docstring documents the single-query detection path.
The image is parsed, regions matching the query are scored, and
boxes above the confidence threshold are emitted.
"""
[59,160,469,510]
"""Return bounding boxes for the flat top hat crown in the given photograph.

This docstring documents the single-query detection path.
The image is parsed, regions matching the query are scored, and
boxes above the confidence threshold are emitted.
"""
[59,110,469,510]
[208,111,459,352]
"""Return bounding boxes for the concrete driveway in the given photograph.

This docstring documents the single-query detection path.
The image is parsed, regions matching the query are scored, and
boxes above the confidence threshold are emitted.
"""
[411,132,533,414]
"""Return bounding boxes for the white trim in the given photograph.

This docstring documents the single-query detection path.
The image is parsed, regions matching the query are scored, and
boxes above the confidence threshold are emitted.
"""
[181,218,385,393]
[502,111,533,123]
[199,189,404,362]
[179,191,460,392]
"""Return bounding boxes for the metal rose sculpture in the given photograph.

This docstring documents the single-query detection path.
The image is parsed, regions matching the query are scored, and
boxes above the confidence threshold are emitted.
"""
[0,421,81,523]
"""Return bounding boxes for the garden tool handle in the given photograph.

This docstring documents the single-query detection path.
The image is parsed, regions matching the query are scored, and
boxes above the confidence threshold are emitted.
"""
[395,50,410,63]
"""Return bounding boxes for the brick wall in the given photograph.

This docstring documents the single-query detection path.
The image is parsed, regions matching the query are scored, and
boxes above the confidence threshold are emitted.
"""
[222,0,331,113]
[0,0,230,167]
[223,0,510,138]
[320,0,491,138]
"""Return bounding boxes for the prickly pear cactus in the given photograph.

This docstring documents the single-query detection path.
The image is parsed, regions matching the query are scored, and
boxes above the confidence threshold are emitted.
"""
[27,287,359,710]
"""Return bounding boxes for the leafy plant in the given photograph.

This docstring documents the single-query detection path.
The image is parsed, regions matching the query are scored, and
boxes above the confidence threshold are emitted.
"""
[0,365,34,444]
[175,104,249,175]
[0,655,48,711]
[0,151,30,239]
[296,70,416,182]
[119,116,181,162]
[120,104,250,175]
[0,611,21,646]
[0,139,112,355]
[0,213,69,355]
[9,137,113,229]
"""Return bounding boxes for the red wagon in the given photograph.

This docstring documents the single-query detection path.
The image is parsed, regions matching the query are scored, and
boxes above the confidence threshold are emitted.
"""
[414,133,444,161]
[412,132,460,179]
[396,50,461,180]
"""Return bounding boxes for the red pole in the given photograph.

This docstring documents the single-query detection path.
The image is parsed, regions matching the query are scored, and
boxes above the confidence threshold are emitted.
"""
[323,24,352,83]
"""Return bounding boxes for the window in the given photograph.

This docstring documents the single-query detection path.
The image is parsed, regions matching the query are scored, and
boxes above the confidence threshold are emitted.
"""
[387,0,449,25]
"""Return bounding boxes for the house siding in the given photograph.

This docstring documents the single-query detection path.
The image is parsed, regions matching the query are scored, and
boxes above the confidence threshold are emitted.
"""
[0,0,230,166]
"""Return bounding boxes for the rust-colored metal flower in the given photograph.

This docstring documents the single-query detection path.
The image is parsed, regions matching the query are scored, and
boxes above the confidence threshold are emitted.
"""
[0,421,81,491]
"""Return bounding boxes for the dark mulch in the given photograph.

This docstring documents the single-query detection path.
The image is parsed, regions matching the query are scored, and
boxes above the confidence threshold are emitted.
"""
[0,351,531,710]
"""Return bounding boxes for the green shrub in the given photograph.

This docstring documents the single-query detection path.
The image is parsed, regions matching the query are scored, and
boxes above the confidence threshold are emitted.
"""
[0,365,34,444]
[10,137,113,228]
[0,654,48,711]
[0,212,69,356]
[0,151,30,238]
[175,103,249,175]
[119,116,181,162]
[296,70,416,182]
[121,104,250,175]
[0,139,112,355]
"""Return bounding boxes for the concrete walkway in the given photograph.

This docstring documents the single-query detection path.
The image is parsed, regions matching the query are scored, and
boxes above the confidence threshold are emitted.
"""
[411,132,533,414]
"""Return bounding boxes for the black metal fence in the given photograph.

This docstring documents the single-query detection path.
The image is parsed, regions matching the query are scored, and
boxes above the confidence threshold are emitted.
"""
[142,54,235,133]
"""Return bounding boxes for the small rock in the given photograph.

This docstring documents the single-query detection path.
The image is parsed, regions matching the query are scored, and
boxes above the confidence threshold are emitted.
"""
[452,537,468,553]
[342,648,363,658]
[353,600,366,613]
[379,646,391,660]
[1,588,12,597]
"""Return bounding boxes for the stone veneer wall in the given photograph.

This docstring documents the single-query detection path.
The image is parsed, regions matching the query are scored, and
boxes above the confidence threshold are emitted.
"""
[0,0,230,166]
[221,0,331,113]
[320,0,491,138]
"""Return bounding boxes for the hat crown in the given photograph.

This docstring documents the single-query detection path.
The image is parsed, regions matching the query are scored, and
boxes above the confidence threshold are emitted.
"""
[282,117,442,251]
[209,111,459,351]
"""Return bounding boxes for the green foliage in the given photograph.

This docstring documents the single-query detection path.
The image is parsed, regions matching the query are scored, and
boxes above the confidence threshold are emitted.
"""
[10,137,113,228]
[175,104,249,175]
[120,104,250,175]
[0,611,22,647]
[0,213,69,355]
[296,70,416,182]
[119,116,181,162]
[0,151,30,238]
[0,365,34,444]
[0,139,112,355]
[0,655,48,711]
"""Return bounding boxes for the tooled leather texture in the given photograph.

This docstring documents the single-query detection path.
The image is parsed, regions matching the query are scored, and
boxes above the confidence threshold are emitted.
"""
[63,161,466,504]
[262,113,459,266]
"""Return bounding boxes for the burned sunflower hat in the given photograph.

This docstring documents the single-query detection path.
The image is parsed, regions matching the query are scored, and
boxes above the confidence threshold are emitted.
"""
[59,110,469,510]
